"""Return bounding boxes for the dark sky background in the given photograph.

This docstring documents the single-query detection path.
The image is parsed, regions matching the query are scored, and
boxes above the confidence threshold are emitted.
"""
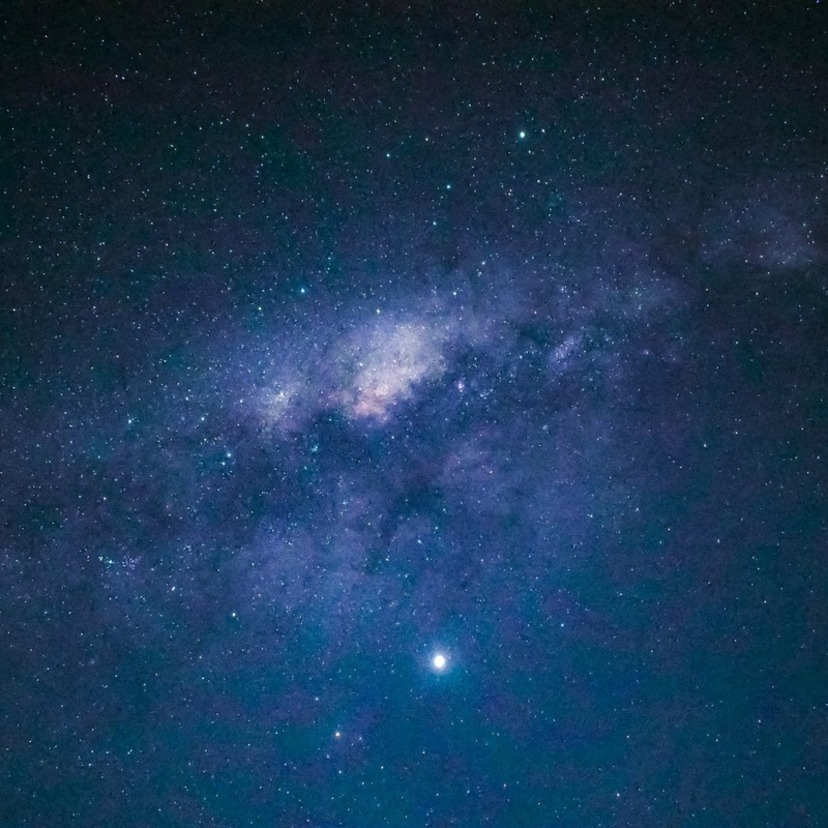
[1,1,826,826]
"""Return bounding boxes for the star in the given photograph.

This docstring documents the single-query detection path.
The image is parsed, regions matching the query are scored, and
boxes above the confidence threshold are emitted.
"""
[431,652,448,672]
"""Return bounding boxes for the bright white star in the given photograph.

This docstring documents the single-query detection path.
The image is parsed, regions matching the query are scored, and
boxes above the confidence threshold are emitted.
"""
[431,652,448,671]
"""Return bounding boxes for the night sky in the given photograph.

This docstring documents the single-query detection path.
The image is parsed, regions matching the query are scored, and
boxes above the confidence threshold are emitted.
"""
[1,2,827,826]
